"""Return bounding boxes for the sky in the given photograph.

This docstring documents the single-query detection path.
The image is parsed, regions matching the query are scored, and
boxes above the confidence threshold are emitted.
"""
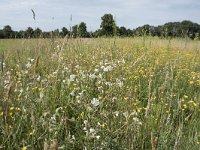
[0,0,200,31]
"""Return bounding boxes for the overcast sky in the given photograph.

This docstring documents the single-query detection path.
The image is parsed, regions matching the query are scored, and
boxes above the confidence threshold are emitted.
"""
[0,0,200,31]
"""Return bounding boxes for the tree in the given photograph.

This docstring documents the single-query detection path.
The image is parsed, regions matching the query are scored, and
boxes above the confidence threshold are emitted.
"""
[18,30,26,38]
[53,29,60,37]
[72,25,78,38]
[25,27,34,38]
[100,14,116,36]
[118,26,128,36]
[77,22,88,38]
[61,27,69,37]
[3,25,13,38]
[0,30,4,38]
[34,28,42,38]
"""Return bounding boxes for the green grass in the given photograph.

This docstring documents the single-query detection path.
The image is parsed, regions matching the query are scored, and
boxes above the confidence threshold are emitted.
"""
[0,37,200,150]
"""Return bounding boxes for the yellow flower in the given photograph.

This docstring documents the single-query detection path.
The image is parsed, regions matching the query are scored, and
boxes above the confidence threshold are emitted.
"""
[183,104,187,109]
[101,123,105,128]
[189,81,194,85]
[10,107,14,111]
[21,146,27,150]
[80,112,84,118]
[16,107,21,111]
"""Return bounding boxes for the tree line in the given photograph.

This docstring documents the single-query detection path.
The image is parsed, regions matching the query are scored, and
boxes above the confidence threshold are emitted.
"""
[0,14,200,39]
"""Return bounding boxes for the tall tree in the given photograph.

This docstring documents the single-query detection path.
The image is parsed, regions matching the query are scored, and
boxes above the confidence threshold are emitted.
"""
[0,30,4,38]
[25,27,34,38]
[100,14,116,36]
[34,28,42,38]
[72,25,78,38]
[77,22,88,37]
[3,25,13,38]
[61,27,69,37]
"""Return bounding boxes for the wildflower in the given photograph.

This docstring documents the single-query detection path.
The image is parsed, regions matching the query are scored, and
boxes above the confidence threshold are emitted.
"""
[83,120,88,125]
[15,107,21,111]
[114,111,119,117]
[89,128,95,134]
[25,62,32,68]
[101,123,105,128]
[91,98,99,107]
[183,104,187,109]
[94,69,99,72]
[10,107,15,111]
[21,146,27,150]
[189,81,194,84]
[96,135,100,140]
[116,79,123,87]
[103,65,113,72]
[69,74,76,82]
[72,135,75,140]
[89,74,97,79]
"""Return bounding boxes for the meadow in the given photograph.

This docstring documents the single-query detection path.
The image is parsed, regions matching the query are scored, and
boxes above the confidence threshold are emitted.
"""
[0,37,200,150]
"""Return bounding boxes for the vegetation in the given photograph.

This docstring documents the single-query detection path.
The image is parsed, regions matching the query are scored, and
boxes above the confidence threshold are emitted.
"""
[1,14,200,39]
[0,37,200,149]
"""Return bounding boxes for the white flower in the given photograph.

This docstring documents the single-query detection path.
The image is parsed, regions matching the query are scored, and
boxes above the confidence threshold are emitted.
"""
[37,76,41,81]
[103,65,113,72]
[91,98,99,107]
[40,91,44,99]
[30,59,34,62]
[89,74,97,79]
[116,79,123,87]
[84,120,88,125]
[72,135,75,140]
[114,111,119,117]
[70,90,75,96]
[133,117,142,125]
[94,69,99,72]
[69,74,76,82]
[89,128,95,133]
[25,62,32,68]
[96,135,100,140]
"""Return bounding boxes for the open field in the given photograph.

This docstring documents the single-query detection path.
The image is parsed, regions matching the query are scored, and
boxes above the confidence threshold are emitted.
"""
[0,37,200,149]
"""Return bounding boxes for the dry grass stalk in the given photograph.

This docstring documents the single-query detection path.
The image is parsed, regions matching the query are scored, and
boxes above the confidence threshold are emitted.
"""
[151,132,158,150]
[49,139,58,150]
[44,142,49,150]
[34,56,40,74]
[6,81,15,100]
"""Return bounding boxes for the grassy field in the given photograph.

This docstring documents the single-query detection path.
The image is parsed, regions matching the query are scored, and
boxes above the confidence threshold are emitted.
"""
[0,37,200,150]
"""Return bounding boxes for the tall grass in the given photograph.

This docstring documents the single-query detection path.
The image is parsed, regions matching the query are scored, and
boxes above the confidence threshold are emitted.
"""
[0,37,200,149]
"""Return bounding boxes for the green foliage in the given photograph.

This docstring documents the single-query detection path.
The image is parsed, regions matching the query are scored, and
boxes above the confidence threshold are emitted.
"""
[72,25,78,38]
[100,14,116,36]
[61,27,69,37]
[3,25,13,38]
[34,28,42,38]
[0,16,200,39]
[25,27,34,38]
[77,22,88,38]
[0,30,4,38]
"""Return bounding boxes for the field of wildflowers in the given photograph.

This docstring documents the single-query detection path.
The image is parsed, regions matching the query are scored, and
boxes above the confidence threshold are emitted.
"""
[0,37,200,149]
